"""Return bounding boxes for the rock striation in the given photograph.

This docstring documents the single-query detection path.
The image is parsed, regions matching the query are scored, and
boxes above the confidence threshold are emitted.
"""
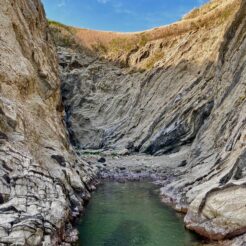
[1,0,246,244]
[51,0,246,244]
[53,0,241,156]
[0,0,96,245]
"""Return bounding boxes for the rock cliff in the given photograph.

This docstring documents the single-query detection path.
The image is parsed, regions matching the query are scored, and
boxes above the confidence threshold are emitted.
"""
[1,0,246,244]
[50,0,246,244]
[0,0,96,245]
[51,0,242,155]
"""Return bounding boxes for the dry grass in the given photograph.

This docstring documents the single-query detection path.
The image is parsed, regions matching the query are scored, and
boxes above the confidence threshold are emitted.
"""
[75,29,131,49]
[183,0,220,20]
[70,0,239,52]
[48,0,240,68]
[145,51,164,70]
[48,20,78,48]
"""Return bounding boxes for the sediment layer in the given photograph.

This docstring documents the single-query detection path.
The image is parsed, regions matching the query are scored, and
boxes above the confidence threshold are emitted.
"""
[52,0,246,243]
[0,0,96,245]
[1,0,246,244]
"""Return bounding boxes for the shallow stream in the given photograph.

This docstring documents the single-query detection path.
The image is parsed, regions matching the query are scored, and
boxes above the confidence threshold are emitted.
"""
[78,182,202,246]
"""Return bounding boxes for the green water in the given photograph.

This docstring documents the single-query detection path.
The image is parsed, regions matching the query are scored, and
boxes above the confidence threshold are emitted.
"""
[78,182,202,246]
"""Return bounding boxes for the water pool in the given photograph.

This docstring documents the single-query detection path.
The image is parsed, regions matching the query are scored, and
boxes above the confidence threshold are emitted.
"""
[78,182,202,246]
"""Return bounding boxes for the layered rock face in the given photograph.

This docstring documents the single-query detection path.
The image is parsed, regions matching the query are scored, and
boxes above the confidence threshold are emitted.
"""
[57,0,241,155]
[0,0,96,245]
[52,0,246,243]
[168,2,246,240]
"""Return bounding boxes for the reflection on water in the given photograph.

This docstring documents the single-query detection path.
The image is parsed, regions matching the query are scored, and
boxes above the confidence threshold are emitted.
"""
[78,182,202,246]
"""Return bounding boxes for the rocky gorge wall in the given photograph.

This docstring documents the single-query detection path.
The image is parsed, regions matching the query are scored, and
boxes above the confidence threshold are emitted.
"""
[167,1,246,241]
[1,0,246,244]
[0,0,96,245]
[52,0,246,244]
[55,0,242,155]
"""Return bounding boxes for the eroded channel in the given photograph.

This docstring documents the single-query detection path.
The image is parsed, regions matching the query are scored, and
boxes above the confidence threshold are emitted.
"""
[78,182,203,246]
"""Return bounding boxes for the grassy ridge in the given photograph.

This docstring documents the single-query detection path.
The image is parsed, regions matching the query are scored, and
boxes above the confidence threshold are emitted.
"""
[48,0,240,69]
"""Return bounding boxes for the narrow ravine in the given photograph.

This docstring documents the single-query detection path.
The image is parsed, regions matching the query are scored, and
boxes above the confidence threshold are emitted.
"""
[2,0,246,245]
[77,182,203,246]
[50,1,246,242]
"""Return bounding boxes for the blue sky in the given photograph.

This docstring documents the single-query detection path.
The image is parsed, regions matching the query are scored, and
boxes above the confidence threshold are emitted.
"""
[42,0,208,32]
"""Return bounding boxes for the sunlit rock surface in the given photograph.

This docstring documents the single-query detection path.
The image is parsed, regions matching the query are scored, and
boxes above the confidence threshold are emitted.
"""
[1,0,246,244]
[53,0,246,243]
[0,0,96,245]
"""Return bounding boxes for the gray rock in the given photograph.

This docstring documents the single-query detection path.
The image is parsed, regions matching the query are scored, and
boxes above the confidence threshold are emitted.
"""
[0,1,97,245]
[55,0,246,243]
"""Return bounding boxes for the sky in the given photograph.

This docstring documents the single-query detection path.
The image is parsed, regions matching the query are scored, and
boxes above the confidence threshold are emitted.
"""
[42,0,209,32]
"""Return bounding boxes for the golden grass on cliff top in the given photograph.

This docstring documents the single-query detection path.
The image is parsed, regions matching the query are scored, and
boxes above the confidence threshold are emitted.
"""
[49,0,241,67]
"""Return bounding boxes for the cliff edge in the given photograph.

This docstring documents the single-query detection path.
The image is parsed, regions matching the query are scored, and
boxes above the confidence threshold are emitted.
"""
[0,0,96,245]
[50,0,246,244]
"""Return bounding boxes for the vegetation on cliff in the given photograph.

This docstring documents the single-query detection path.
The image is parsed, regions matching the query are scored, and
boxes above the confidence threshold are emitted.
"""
[49,0,240,69]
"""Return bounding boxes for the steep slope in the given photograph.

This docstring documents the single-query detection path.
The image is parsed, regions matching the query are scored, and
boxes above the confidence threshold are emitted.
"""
[167,2,246,240]
[0,0,96,245]
[51,0,241,155]
[50,0,246,243]
[50,0,239,69]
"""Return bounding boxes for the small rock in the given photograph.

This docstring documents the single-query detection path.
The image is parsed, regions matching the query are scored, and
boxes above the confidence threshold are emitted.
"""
[97,157,106,163]
[51,155,66,167]
[178,160,187,167]
[0,131,8,140]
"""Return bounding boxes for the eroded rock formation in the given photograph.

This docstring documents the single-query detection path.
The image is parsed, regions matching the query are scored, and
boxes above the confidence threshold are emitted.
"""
[1,0,246,244]
[0,0,96,245]
[54,0,241,156]
[50,0,246,244]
